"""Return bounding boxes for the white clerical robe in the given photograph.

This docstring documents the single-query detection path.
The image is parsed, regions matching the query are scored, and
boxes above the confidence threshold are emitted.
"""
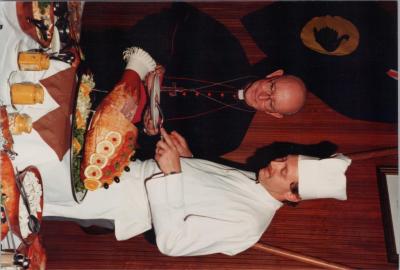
[43,158,282,256]
[145,158,282,256]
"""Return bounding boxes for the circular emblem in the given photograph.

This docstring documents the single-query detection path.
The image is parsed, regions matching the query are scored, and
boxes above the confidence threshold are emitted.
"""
[301,15,359,56]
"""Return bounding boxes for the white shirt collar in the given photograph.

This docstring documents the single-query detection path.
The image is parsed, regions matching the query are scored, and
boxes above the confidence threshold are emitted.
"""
[255,184,283,210]
[237,89,244,100]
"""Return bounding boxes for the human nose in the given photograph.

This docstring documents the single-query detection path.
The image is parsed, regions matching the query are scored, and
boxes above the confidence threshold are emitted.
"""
[270,160,285,172]
[257,93,270,100]
[258,84,273,99]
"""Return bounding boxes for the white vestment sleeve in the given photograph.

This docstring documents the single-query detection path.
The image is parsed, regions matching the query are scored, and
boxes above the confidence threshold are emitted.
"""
[145,173,260,256]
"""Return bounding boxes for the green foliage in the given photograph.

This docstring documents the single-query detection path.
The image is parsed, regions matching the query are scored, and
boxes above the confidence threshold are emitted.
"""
[38,1,51,15]
[72,127,86,192]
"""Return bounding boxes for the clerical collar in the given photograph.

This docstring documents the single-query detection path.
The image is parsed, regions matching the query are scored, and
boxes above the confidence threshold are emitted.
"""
[237,89,245,100]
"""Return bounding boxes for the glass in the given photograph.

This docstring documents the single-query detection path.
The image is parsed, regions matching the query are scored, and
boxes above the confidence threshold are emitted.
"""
[8,113,32,135]
[18,51,50,71]
[10,83,44,105]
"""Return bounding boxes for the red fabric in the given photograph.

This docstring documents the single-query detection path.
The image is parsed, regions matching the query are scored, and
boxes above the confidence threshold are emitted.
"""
[120,70,147,124]
[386,69,398,80]
[34,67,77,161]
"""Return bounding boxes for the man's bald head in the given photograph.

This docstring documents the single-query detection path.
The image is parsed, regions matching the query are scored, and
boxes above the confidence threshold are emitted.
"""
[244,72,307,118]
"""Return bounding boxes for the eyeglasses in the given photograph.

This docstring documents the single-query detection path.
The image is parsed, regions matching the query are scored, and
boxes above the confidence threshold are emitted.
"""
[262,78,278,113]
[242,75,283,113]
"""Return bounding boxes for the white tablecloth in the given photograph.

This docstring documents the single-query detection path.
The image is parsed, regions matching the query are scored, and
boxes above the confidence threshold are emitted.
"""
[0,2,75,206]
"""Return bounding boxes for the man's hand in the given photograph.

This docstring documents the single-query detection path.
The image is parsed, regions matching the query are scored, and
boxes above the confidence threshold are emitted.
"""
[143,106,159,135]
[170,131,193,158]
[155,128,182,175]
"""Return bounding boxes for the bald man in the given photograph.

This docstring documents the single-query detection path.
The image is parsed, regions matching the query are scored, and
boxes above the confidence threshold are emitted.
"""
[140,67,308,162]
[241,69,307,118]
[139,66,308,162]
[81,4,309,161]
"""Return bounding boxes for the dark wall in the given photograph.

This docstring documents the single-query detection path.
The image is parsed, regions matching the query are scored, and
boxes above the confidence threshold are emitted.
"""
[42,2,398,269]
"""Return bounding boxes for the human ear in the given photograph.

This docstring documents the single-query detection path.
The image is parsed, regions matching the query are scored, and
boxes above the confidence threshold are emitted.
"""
[266,111,284,118]
[284,191,301,202]
[266,69,284,78]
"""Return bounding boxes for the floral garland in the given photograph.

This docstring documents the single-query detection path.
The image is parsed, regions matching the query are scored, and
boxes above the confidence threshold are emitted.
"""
[72,74,95,193]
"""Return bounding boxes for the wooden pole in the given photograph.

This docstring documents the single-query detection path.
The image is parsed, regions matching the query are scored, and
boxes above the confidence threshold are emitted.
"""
[253,243,355,270]
[252,147,397,269]
[346,147,397,161]
[0,251,15,267]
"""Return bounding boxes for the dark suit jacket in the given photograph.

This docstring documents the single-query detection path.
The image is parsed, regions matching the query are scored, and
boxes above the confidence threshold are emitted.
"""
[81,3,264,161]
